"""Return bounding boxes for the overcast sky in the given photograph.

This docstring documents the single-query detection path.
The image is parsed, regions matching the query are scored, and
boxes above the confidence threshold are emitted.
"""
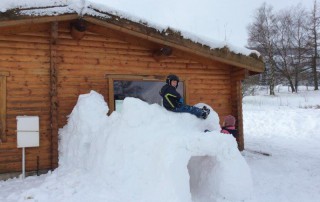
[97,0,315,48]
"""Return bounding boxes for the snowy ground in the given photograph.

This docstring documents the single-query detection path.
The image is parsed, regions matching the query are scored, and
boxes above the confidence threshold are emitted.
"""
[0,86,319,202]
[242,86,320,202]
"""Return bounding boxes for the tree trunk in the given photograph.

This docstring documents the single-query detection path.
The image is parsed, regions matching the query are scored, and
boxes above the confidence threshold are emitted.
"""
[312,0,319,91]
[269,63,275,95]
[289,79,296,93]
[294,71,299,93]
[312,56,319,90]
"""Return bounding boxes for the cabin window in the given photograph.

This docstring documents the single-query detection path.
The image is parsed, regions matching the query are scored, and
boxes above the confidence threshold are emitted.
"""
[0,72,9,143]
[107,75,185,112]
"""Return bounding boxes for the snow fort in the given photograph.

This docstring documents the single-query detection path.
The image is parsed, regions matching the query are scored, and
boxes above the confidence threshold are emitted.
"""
[26,90,253,202]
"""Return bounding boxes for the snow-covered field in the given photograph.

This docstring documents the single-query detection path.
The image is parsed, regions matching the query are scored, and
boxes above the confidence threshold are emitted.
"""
[242,86,320,202]
[0,86,319,202]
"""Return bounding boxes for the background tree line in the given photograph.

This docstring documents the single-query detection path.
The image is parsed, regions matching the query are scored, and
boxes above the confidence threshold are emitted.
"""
[244,0,320,96]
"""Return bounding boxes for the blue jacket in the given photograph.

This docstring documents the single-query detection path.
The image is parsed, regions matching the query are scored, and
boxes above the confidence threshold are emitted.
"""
[159,84,182,110]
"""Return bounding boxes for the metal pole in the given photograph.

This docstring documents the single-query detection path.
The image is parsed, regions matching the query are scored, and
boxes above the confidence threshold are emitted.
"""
[22,147,25,179]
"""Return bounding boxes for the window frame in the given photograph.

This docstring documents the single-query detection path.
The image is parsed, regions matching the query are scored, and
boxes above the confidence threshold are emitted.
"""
[0,71,9,143]
[106,74,188,113]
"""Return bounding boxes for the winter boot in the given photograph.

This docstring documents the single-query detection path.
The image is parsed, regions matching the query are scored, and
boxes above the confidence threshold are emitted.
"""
[202,111,209,119]
[202,106,210,115]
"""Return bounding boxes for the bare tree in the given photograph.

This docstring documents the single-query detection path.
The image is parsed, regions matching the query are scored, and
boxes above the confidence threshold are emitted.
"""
[247,3,277,95]
[248,3,315,93]
[272,6,310,92]
[308,0,320,90]
[242,74,261,97]
[291,6,311,92]
[272,10,296,92]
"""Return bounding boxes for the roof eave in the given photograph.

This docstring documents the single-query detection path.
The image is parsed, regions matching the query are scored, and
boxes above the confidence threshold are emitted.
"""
[0,7,265,72]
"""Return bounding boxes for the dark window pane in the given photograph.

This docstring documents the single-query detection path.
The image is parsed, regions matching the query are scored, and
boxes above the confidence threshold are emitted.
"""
[114,80,184,111]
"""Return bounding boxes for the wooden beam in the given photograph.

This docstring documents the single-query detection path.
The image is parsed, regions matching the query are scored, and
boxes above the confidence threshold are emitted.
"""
[0,72,10,143]
[108,78,114,114]
[0,23,50,35]
[0,14,78,28]
[230,68,245,150]
[0,72,10,76]
[49,21,59,169]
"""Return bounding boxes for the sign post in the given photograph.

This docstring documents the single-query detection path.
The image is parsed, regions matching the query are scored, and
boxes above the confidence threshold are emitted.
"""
[16,116,40,179]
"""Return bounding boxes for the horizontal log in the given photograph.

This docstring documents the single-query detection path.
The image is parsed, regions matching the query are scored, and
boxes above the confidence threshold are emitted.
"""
[0,41,50,50]
[58,31,126,43]
[56,66,230,77]
[7,109,50,115]
[190,89,231,95]
[56,43,149,53]
[59,77,107,83]
[60,54,155,64]
[188,84,230,89]
[0,24,50,35]
[57,58,226,73]
[7,83,50,88]
[57,49,150,58]
[60,54,192,64]
[0,54,50,63]
[7,101,50,108]
[7,89,49,96]
[0,61,50,70]
[0,159,52,173]
[0,34,50,44]
[17,31,51,37]
[0,48,49,56]
[188,79,230,84]
[57,38,148,50]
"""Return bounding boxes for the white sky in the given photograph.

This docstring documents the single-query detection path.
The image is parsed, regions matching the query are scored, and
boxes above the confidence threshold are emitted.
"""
[96,0,315,48]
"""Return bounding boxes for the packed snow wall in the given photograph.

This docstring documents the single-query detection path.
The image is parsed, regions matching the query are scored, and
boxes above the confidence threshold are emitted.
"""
[58,90,252,202]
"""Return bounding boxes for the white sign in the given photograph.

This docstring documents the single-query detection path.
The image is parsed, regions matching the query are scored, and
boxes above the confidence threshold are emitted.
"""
[17,116,39,131]
[16,116,39,148]
[17,131,39,148]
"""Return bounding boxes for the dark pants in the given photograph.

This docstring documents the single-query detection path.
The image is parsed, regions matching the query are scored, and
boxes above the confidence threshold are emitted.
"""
[172,104,203,118]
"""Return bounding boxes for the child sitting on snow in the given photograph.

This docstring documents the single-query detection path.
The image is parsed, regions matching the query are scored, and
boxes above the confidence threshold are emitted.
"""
[159,74,210,119]
[221,115,238,139]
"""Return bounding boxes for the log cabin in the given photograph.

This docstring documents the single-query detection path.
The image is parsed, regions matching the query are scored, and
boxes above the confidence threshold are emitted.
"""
[0,3,264,177]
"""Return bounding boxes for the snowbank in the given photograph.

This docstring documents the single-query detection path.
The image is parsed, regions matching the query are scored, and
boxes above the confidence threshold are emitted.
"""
[3,90,253,202]
[58,90,252,202]
[2,88,320,202]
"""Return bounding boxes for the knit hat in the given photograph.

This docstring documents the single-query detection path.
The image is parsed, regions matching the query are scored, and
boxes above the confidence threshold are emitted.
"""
[224,115,236,127]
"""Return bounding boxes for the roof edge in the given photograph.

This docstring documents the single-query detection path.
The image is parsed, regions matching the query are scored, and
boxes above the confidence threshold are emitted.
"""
[0,6,264,72]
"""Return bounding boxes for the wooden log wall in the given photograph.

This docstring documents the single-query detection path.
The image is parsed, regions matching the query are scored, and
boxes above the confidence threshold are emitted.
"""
[0,20,240,174]
[0,26,52,173]
[0,71,9,143]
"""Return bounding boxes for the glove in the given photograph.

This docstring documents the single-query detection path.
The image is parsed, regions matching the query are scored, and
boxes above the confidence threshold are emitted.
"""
[179,97,184,103]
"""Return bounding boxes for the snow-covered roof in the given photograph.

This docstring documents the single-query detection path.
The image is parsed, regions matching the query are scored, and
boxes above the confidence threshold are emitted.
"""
[0,0,264,72]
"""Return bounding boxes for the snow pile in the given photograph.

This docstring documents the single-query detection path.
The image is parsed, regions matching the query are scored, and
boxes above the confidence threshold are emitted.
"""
[58,90,252,202]
[1,87,320,202]
[4,90,252,202]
